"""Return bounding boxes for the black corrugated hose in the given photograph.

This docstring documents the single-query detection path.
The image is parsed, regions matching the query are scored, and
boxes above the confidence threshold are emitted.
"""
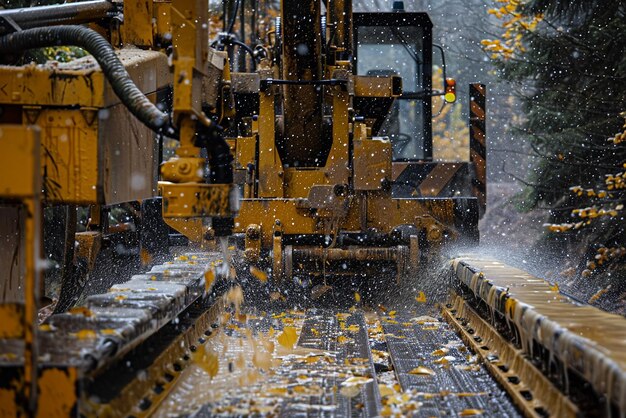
[0,25,175,137]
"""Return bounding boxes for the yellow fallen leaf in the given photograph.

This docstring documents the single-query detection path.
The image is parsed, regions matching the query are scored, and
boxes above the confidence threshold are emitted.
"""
[388,310,397,317]
[343,376,373,386]
[589,287,609,304]
[434,355,456,365]
[460,409,484,416]
[75,329,97,340]
[69,307,93,317]
[340,384,361,398]
[177,255,189,261]
[432,348,450,356]
[193,348,219,378]
[346,324,360,332]
[267,388,287,396]
[354,292,361,302]
[411,315,439,324]
[267,387,287,396]
[250,266,268,282]
[114,295,127,302]
[337,335,353,344]
[39,324,53,332]
[549,282,559,292]
[378,384,395,397]
[304,356,321,364]
[277,326,298,349]
[415,291,427,303]
[380,405,393,416]
[310,328,320,337]
[408,366,435,376]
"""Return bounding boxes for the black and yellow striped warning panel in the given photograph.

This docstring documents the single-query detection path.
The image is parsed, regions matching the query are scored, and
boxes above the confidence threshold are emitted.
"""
[469,83,486,217]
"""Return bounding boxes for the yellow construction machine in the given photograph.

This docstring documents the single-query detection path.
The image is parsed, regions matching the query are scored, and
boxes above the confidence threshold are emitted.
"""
[224,1,486,289]
[0,0,490,415]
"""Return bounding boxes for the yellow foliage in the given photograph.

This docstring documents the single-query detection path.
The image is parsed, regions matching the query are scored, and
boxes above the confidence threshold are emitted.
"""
[483,0,543,61]
[277,326,298,349]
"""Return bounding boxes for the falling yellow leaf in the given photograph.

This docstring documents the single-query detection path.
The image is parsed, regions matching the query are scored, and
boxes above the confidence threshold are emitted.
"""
[177,255,189,261]
[204,269,215,293]
[193,348,219,378]
[225,286,244,311]
[252,349,272,370]
[388,310,397,317]
[549,282,559,292]
[415,291,427,303]
[277,326,298,349]
[408,366,435,376]
[39,324,53,332]
[354,292,361,302]
[250,266,268,282]
[310,328,320,337]
[337,335,353,344]
[270,291,286,301]
[460,409,484,416]
[140,248,152,266]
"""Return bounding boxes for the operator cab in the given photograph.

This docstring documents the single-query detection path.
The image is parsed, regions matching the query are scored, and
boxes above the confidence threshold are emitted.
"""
[353,12,433,161]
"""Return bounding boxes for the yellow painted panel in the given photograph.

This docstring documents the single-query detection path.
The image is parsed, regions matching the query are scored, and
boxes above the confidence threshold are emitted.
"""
[0,125,39,198]
[37,368,78,418]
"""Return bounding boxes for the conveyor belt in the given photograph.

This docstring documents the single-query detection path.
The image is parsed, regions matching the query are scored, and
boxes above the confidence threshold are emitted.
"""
[292,310,380,418]
[156,306,524,417]
[381,309,521,417]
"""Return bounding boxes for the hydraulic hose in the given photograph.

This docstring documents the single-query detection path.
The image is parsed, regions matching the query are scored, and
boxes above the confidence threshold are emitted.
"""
[0,25,173,136]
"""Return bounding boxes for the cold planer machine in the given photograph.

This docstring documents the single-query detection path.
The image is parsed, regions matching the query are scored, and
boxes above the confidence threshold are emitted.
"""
[226,1,487,285]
